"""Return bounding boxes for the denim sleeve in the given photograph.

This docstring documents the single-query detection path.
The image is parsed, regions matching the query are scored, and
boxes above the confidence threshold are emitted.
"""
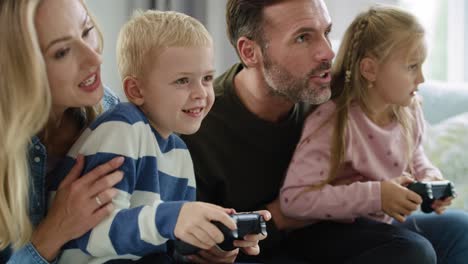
[7,242,57,264]
[102,85,120,111]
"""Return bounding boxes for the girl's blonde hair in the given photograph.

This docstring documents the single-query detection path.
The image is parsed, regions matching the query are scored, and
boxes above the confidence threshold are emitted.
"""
[117,10,213,81]
[0,0,51,249]
[311,6,426,190]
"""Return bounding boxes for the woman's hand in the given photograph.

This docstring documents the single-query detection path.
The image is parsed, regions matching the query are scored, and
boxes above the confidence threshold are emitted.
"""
[31,155,124,261]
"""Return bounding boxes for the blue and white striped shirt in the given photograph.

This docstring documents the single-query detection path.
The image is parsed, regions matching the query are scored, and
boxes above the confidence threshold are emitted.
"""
[51,103,196,263]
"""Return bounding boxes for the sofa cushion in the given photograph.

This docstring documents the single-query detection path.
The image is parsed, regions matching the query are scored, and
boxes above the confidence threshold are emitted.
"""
[419,81,468,125]
[424,112,468,209]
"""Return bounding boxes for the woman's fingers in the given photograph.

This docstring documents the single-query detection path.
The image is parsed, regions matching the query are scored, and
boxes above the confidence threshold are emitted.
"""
[79,156,125,186]
[91,188,119,210]
[59,154,85,188]
[87,170,124,198]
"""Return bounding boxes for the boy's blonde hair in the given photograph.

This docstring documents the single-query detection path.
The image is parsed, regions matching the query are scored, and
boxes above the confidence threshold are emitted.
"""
[304,5,426,191]
[117,10,213,81]
[0,0,50,249]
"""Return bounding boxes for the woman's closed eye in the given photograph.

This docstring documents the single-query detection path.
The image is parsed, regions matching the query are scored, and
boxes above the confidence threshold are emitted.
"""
[82,25,95,38]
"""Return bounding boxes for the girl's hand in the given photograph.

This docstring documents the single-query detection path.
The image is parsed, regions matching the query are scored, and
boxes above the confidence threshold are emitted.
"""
[31,155,124,261]
[381,175,422,223]
[432,197,453,214]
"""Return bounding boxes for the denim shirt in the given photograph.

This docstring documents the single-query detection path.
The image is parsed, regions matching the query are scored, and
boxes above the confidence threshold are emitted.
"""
[5,87,119,264]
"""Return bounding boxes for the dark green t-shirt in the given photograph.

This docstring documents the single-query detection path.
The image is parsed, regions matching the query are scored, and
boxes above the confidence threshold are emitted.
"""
[182,63,313,252]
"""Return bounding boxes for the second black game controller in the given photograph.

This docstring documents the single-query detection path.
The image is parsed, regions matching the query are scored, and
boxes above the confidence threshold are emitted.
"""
[407,181,456,213]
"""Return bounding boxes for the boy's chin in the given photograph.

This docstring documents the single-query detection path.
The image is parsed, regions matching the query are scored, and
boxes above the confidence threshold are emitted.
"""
[177,124,202,136]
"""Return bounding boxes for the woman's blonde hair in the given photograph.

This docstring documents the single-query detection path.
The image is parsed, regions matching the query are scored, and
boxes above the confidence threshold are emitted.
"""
[0,0,51,249]
[310,6,426,190]
[117,10,213,81]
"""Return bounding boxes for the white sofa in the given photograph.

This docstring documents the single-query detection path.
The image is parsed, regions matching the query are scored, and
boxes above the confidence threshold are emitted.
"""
[419,81,468,210]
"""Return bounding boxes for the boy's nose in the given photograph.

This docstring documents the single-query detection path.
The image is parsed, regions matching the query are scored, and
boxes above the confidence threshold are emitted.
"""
[192,82,208,99]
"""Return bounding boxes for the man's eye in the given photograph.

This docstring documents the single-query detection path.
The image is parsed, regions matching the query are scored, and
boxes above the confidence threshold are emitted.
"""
[295,35,307,43]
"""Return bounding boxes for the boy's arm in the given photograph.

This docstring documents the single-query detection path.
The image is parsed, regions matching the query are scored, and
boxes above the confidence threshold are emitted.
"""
[60,119,192,258]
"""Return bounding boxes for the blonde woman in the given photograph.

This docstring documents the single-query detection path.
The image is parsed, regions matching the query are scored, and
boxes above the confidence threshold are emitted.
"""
[1,0,125,263]
[280,6,468,264]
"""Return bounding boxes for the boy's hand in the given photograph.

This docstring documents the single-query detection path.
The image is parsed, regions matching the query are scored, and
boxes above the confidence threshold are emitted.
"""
[381,175,422,223]
[175,202,237,250]
[432,197,453,214]
[187,247,239,264]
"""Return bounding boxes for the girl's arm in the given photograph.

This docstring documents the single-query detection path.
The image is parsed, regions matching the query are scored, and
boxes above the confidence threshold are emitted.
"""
[280,103,381,221]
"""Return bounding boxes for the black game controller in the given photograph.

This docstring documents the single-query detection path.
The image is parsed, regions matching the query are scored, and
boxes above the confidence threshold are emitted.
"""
[407,181,456,213]
[173,212,267,257]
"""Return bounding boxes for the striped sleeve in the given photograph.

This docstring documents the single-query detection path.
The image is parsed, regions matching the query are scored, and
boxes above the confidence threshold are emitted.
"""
[56,104,195,258]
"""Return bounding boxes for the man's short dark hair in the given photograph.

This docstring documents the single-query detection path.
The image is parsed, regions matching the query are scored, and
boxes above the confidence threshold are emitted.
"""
[226,0,279,61]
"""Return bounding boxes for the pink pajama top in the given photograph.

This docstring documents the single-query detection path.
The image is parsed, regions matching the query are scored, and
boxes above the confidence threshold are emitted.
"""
[280,100,443,224]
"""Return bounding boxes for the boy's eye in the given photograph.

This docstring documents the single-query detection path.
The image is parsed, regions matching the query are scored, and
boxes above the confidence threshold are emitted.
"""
[203,75,214,82]
[54,48,70,59]
[175,77,189,85]
[409,64,419,70]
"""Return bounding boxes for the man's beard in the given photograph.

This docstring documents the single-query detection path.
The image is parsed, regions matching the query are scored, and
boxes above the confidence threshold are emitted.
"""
[262,51,332,105]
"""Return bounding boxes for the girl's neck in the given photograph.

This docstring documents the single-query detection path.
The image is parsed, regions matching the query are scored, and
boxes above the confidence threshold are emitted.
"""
[361,100,394,127]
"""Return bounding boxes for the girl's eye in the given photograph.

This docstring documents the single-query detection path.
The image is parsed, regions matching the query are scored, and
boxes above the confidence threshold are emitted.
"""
[409,64,418,70]
[54,48,70,59]
[175,78,189,85]
[83,26,95,38]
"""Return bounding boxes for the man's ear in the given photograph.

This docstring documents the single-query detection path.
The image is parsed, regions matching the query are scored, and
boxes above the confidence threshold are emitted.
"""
[360,57,378,82]
[123,76,144,106]
[237,36,261,68]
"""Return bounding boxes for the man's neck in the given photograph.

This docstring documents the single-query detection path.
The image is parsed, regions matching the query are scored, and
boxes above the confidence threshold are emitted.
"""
[233,67,295,123]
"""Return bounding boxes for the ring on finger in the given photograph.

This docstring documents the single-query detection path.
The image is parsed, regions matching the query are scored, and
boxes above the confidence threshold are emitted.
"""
[95,195,103,206]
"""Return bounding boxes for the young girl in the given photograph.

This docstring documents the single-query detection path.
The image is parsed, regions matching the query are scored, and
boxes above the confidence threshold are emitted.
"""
[280,5,468,264]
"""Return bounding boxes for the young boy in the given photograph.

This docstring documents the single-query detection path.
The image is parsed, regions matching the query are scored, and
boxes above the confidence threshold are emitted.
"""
[51,10,267,263]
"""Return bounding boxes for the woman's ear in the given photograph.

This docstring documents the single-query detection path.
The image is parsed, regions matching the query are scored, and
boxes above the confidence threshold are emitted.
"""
[360,57,378,82]
[237,36,261,68]
[123,76,144,106]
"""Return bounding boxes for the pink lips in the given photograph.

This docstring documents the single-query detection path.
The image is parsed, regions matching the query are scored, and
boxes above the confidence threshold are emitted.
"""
[79,71,101,92]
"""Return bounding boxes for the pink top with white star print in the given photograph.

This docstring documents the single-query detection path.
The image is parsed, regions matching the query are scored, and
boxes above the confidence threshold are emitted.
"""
[280,99,443,224]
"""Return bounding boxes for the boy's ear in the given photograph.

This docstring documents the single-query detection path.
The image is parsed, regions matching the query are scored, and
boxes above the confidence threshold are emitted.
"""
[123,76,145,106]
[237,36,261,68]
[360,57,378,82]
